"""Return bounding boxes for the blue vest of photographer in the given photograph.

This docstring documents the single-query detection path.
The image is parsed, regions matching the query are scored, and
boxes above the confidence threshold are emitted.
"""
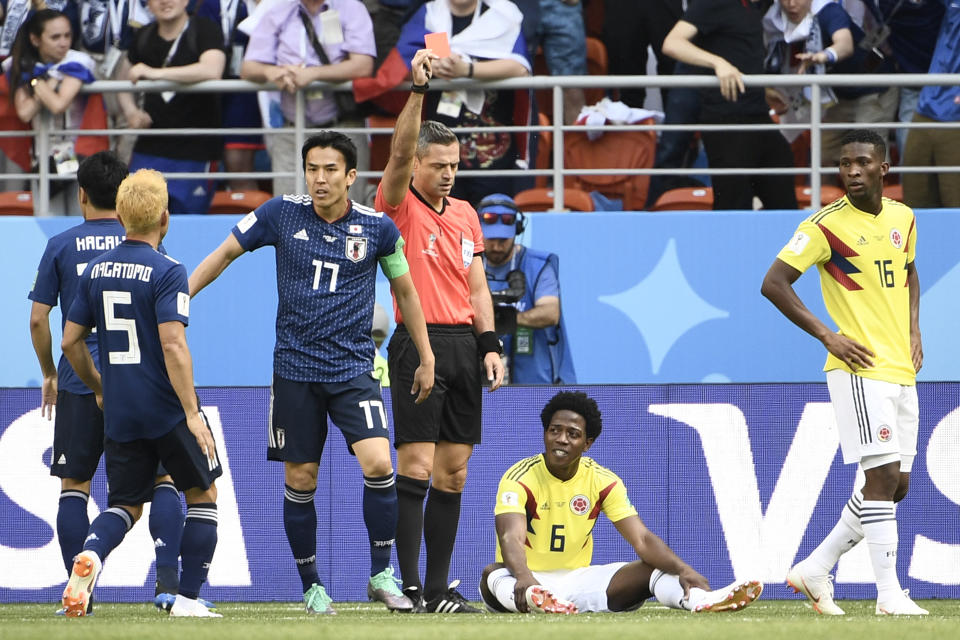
[479,195,576,384]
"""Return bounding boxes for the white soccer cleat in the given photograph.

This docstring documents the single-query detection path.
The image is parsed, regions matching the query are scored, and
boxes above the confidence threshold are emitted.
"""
[61,551,102,617]
[169,593,223,618]
[876,590,929,616]
[692,579,763,613]
[524,585,578,615]
[786,564,845,615]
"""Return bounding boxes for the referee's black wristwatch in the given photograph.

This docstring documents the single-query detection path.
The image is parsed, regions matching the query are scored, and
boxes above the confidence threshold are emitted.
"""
[477,331,503,356]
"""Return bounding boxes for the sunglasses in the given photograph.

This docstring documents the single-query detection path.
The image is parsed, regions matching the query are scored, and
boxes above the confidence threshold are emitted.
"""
[481,211,518,226]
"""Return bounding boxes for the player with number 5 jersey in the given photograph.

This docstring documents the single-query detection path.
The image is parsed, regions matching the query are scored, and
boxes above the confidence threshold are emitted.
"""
[189,131,435,615]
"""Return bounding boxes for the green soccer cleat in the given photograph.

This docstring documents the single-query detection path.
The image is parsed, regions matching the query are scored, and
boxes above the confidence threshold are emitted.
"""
[304,583,336,615]
[368,566,414,612]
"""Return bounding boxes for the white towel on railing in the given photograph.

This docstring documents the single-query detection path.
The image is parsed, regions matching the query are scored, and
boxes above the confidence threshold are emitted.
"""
[575,99,664,141]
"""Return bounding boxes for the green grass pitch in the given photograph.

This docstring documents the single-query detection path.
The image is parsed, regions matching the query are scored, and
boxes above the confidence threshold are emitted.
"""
[2,600,958,640]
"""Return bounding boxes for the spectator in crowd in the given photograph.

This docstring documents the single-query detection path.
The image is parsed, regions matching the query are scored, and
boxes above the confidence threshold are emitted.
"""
[863,0,944,158]
[662,0,798,210]
[902,0,960,208]
[240,0,375,199]
[478,193,575,384]
[8,8,107,215]
[533,0,585,125]
[117,0,226,214]
[196,0,264,192]
[603,0,682,110]
[355,0,533,207]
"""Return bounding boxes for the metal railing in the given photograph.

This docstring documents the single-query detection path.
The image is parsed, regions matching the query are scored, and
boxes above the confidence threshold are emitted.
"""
[2,72,959,214]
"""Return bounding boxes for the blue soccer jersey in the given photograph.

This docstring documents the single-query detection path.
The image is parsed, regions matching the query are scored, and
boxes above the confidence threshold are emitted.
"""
[232,195,407,382]
[28,219,126,394]
[67,240,191,442]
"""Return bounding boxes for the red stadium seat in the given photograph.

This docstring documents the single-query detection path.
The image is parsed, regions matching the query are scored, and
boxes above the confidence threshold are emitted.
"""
[883,183,903,202]
[795,185,845,208]
[514,187,594,212]
[563,120,656,211]
[208,190,273,214]
[649,187,714,212]
[0,191,33,215]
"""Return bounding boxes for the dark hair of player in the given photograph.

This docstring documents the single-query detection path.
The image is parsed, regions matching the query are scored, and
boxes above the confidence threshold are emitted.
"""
[77,151,128,211]
[302,131,358,173]
[839,129,886,161]
[540,391,602,440]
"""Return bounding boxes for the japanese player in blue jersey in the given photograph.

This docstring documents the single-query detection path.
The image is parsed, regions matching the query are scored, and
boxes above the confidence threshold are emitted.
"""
[60,170,223,619]
[189,131,436,614]
[27,152,187,612]
[480,391,762,615]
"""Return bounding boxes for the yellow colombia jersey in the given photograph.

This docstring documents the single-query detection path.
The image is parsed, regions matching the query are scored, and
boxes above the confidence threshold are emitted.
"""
[494,454,637,571]
[776,195,917,385]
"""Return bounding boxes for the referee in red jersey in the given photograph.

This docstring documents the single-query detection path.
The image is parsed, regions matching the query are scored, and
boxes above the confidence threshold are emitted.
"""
[375,49,505,613]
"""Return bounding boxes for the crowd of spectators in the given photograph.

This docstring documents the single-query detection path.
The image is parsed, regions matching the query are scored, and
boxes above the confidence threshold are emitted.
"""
[0,0,957,213]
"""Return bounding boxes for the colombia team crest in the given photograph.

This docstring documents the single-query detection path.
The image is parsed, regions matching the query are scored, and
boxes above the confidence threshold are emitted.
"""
[889,228,903,249]
[570,494,590,516]
[346,236,367,262]
[877,425,893,443]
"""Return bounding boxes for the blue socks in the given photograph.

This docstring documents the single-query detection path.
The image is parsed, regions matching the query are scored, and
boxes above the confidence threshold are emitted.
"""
[363,474,398,576]
[57,490,90,576]
[150,481,184,593]
[284,485,320,593]
[179,503,218,600]
[82,507,134,560]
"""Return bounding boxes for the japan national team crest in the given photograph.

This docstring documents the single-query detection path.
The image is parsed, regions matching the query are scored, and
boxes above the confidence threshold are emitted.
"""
[346,236,367,262]
[889,228,903,249]
[877,425,893,442]
[569,494,590,516]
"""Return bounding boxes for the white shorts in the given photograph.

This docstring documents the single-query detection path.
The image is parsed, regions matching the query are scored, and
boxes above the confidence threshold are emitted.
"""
[826,369,918,472]
[531,562,628,613]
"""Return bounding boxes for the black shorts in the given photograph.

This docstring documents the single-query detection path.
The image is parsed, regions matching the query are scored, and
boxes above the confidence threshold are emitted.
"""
[388,324,482,446]
[50,390,103,481]
[104,414,222,507]
[268,372,389,463]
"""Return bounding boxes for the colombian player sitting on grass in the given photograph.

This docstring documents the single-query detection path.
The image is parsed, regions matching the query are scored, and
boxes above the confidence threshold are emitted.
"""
[479,391,763,615]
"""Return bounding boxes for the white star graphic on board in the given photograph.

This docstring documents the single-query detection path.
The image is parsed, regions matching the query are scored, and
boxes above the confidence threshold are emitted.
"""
[598,238,728,374]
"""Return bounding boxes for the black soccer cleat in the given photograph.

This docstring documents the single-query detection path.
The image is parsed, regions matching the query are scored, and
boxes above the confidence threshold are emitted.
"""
[424,580,483,613]
[402,586,427,613]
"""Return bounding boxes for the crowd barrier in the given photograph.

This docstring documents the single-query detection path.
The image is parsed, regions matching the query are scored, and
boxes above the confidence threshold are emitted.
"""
[1,383,957,603]
[3,209,960,387]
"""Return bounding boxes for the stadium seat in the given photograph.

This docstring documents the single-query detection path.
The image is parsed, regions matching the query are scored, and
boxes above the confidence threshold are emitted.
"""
[563,120,656,211]
[883,182,903,202]
[514,187,594,212]
[649,187,714,211]
[534,37,608,119]
[208,190,273,214]
[0,191,33,215]
[795,184,845,208]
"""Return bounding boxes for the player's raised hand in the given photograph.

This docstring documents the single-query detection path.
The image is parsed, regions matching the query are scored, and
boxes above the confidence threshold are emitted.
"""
[823,332,875,371]
[187,411,218,469]
[484,352,505,392]
[40,374,57,420]
[410,49,436,86]
[411,360,435,404]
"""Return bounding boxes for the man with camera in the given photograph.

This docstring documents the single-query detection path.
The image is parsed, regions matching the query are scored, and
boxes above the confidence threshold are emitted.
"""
[478,194,575,385]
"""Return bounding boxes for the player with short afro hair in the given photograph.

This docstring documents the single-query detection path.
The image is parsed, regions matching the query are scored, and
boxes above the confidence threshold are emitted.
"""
[540,391,602,441]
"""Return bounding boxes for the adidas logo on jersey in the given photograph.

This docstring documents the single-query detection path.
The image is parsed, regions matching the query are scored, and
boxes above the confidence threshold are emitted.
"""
[154,538,166,549]
[293,229,309,241]
[57,454,67,465]
[192,185,207,197]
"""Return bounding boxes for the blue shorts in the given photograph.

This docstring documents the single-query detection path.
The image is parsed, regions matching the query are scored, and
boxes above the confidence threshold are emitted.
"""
[268,373,388,463]
[104,413,222,507]
[129,153,217,214]
[50,390,103,481]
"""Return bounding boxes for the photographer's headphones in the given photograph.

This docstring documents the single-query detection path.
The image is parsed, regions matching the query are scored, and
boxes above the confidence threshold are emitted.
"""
[477,194,525,235]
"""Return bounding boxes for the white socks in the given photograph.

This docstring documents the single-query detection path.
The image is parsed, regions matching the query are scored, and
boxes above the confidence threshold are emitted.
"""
[806,489,865,574]
[861,500,901,601]
[649,569,693,611]
[486,567,520,612]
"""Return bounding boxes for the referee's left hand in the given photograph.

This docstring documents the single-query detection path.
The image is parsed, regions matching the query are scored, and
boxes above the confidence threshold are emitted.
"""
[411,362,435,404]
[483,352,504,391]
